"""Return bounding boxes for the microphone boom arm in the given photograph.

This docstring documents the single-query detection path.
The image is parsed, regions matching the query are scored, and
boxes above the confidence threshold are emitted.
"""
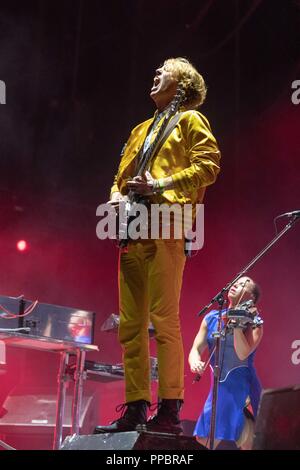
[197,214,299,317]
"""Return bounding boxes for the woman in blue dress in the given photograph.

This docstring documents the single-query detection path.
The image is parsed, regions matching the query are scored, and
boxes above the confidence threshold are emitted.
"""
[188,276,263,450]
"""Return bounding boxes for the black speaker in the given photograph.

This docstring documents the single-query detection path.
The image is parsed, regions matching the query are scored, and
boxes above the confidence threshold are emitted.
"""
[0,386,98,450]
[61,431,207,450]
[252,384,300,450]
[181,419,196,436]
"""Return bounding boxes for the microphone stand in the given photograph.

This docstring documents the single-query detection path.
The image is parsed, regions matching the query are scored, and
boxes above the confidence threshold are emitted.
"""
[208,293,226,450]
[196,214,299,451]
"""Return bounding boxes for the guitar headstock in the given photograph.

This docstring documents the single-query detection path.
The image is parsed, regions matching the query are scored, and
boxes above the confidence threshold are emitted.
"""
[167,86,185,117]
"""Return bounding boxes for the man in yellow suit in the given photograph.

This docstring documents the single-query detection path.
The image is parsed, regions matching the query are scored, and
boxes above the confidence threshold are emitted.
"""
[96,57,221,434]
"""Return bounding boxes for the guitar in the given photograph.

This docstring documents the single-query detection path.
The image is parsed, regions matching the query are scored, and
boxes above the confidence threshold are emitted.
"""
[117,87,185,248]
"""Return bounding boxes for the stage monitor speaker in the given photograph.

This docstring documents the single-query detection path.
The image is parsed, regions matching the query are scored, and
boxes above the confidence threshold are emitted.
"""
[181,419,196,437]
[61,431,207,451]
[252,384,300,450]
[0,386,98,450]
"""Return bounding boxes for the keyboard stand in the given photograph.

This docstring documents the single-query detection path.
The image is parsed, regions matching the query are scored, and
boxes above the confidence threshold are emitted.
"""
[0,332,98,449]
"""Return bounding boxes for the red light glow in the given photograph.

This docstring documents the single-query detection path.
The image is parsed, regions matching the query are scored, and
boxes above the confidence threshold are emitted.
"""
[16,240,28,252]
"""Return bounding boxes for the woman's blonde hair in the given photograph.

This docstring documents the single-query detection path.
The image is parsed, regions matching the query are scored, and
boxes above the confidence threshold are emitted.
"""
[164,57,207,109]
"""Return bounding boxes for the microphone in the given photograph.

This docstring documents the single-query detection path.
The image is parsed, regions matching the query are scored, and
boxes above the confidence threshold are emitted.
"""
[278,210,300,218]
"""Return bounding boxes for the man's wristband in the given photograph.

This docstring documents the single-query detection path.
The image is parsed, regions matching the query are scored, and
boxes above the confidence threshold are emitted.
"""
[153,179,165,194]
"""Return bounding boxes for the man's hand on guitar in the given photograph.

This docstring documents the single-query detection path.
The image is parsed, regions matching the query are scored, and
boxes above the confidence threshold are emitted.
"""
[107,192,127,212]
[109,192,124,203]
[127,171,156,196]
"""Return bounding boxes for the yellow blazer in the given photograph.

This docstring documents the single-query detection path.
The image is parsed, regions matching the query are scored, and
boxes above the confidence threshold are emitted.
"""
[111,109,221,206]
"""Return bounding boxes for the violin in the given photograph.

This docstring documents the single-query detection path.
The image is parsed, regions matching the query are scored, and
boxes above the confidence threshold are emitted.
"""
[225,299,264,329]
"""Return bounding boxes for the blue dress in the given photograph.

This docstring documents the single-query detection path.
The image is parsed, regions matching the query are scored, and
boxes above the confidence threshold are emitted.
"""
[193,310,262,442]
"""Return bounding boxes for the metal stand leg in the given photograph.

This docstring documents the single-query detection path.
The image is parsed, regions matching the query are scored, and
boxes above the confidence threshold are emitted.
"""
[71,349,86,435]
[0,438,16,450]
[209,300,224,450]
[53,351,70,450]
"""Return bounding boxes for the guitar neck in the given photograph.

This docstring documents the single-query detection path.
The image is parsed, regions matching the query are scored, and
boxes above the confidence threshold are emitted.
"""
[137,112,171,177]
[136,87,184,177]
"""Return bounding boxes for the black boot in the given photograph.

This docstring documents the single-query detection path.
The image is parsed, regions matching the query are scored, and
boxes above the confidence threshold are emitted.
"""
[94,400,149,434]
[146,399,183,434]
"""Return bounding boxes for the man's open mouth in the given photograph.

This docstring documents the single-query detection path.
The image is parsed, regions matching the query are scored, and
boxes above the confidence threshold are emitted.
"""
[151,76,161,90]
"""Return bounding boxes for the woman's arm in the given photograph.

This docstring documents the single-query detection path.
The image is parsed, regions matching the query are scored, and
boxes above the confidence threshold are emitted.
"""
[233,325,263,360]
[188,318,208,375]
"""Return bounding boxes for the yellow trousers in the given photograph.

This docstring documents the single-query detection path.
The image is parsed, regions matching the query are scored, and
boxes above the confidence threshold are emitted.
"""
[118,239,186,403]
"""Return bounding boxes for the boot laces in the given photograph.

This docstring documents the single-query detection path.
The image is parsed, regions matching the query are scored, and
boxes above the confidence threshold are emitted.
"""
[148,400,182,424]
[148,402,159,413]
[111,401,147,425]
[115,403,128,418]
[148,401,169,422]
[107,403,131,425]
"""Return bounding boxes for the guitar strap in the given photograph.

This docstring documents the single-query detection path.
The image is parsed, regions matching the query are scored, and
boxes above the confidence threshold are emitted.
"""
[147,111,184,170]
[136,111,184,174]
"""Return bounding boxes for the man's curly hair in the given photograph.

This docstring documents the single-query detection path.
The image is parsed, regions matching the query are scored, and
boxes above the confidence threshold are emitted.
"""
[163,57,207,110]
